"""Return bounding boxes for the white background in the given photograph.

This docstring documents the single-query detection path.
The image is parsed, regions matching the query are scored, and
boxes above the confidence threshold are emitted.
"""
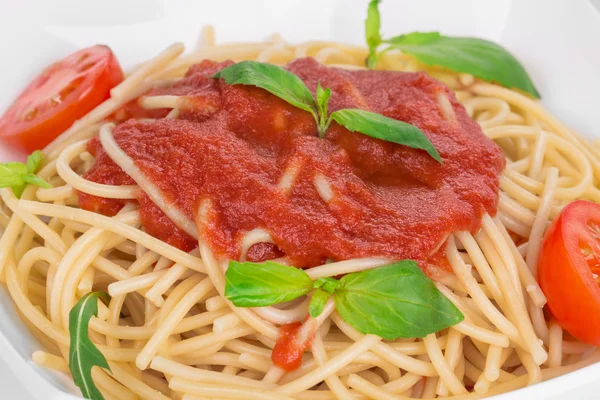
[1,0,600,399]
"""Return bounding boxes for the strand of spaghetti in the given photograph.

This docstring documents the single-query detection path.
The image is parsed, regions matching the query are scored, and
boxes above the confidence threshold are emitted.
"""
[17,247,61,296]
[169,324,254,356]
[306,258,392,280]
[547,321,563,368]
[99,123,198,239]
[498,191,535,226]
[483,345,503,382]
[525,167,558,276]
[348,374,413,400]
[145,263,189,307]
[151,356,277,389]
[108,361,171,400]
[111,43,184,100]
[472,228,547,365]
[446,236,523,347]
[491,216,546,307]
[36,185,75,202]
[423,333,467,395]
[136,276,214,369]
[474,83,600,180]
[32,350,69,372]
[171,379,295,400]
[330,312,437,376]
[49,207,139,327]
[436,328,463,396]
[486,126,592,199]
[275,334,381,396]
[515,348,542,385]
[14,200,203,270]
[199,241,279,339]
[57,140,138,198]
[304,327,353,398]
[1,189,68,255]
[251,297,310,325]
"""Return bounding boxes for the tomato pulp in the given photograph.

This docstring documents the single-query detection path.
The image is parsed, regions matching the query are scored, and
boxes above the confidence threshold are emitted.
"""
[538,200,600,346]
[0,45,124,152]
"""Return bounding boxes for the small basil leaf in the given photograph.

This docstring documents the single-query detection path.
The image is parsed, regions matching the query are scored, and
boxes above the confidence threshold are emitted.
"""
[330,109,442,163]
[0,163,27,188]
[213,61,318,118]
[315,82,331,122]
[365,0,382,68]
[0,153,52,198]
[69,292,111,400]
[334,261,464,340]
[24,174,52,188]
[309,289,331,318]
[225,260,313,307]
[387,33,540,98]
[26,150,44,174]
[313,277,340,294]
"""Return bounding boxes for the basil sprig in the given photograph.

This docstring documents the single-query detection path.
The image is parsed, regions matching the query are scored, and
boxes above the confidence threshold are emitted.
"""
[0,150,51,197]
[214,61,442,163]
[364,0,540,98]
[69,292,111,400]
[225,260,463,340]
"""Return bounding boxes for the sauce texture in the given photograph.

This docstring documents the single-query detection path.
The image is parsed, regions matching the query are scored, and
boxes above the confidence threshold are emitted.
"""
[79,58,504,267]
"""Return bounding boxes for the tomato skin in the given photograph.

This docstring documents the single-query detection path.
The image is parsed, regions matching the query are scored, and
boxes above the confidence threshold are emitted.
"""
[538,200,600,346]
[0,45,124,152]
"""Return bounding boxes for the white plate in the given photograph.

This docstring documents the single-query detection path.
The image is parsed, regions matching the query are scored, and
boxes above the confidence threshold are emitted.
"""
[1,0,600,398]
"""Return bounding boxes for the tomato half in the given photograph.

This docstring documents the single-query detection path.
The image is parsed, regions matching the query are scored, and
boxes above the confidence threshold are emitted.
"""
[538,200,600,346]
[0,45,124,152]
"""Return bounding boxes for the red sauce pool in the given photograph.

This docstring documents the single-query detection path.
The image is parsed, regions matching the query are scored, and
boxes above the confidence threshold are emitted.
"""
[79,58,504,267]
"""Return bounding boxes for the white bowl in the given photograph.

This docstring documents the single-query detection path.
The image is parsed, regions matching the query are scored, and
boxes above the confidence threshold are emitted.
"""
[1,0,599,398]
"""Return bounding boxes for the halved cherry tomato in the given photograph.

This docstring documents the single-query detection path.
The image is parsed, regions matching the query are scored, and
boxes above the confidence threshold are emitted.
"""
[538,200,600,346]
[0,45,124,152]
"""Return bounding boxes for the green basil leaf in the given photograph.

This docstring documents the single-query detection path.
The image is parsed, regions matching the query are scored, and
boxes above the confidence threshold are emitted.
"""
[334,261,464,339]
[309,288,331,318]
[313,277,340,294]
[330,109,442,163]
[0,153,52,198]
[69,292,111,400]
[387,33,540,98]
[225,260,313,307]
[24,174,52,189]
[365,0,382,68]
[26,150,44,174]
[0,163,27,188]
[315,82,331,123]
[213,61,318,118]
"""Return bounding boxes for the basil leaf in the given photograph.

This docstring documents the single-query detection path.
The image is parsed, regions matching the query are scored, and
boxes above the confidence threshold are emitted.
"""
[365,0,382,68]
[334,261,464,339]
[225,260,313,307]
[313,277,340,294]
[0,163,27,188]
[26,150,44,174]
[315,82,332,136]
[387,33,540,98]
[330,109,442,163]
[69,292,111,400]
[0,153,52,198]
[309,289,331,318]
[214,61,318,118]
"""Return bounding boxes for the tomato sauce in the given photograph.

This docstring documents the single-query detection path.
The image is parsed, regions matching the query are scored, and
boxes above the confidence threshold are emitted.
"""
[271,322,307,371]
[79,58,504,267]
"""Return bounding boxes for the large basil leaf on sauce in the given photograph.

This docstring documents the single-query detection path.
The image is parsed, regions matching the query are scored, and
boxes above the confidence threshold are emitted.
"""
[330,108,442,163]
[387,32,540,98]
[213,61,318,118]
[225,260,314,307]
[69,292,111,400]
[334,261,464,339]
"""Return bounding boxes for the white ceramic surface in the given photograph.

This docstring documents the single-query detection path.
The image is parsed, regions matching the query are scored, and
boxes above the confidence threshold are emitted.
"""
[1,0,600,398]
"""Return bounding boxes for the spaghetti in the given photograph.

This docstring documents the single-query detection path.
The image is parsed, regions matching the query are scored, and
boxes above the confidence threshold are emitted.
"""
[1,25,600,400]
